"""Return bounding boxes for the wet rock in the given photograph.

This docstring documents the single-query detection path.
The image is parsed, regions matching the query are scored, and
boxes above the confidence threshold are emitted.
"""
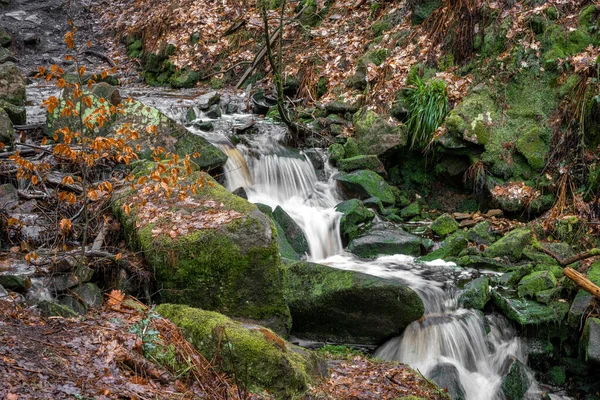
[0,274,28,291]
[157,303,326,399]
[335,199,375,242]
[327,143,345,164]
[205,104,222,119]
[568,289,593,328]
[72,283,102,308]
[429,363,466,400]
[304,148,325,171]
[256,203,301,261]
[582,317,600,364]
[0,61,25,105]
[232,186,248,200]
[348,224,421,258]
[193,120,214,131]
[501,357,531,400]
[337,155,386,174]
[526,338,554,370]
[484,228,532,261]
[0,108,14,149]
[336,170,396,205]
[420,232,469,262]
[491,289,568,326]
[535,287,562,304]
[57,295,87,315]
[458,276,490,310]
[0,99,26,124]
[38,300,78,318]
[273,206,309,257]
[0,284,8,299]
[196,91,220,110]
[400,202,421,218]
[352,109,407,156]
[430,213,459,236]
[343,137,360,158]
[282,260,424,345]
[517,270,556,299]
[468,221,497,246]
[364,197,385,214]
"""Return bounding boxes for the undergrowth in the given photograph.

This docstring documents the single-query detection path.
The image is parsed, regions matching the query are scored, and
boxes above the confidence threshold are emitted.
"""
[405,75,449,150]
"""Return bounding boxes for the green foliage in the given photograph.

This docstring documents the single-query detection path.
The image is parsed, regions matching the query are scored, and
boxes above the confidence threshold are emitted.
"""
[404,76,449,150]
[318,345,363,358]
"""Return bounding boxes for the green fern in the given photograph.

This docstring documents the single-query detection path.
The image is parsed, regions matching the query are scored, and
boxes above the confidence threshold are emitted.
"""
[404,76,450,150]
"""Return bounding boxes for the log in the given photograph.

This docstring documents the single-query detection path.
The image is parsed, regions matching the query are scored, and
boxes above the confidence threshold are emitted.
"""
[564,267,600,300]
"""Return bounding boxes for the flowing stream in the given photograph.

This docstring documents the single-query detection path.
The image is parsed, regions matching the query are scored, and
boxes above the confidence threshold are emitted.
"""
[128,88,561,400]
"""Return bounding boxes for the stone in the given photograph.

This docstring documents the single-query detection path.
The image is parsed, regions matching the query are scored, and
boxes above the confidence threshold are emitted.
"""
[516,127,548,170]
[282,260,424,344]
[458,276,490,310]
[582,317,600,364]
[587,261,600,286]
[0,62,25,105]
[352,109,407,156]
[273,206,309,257]
[0,274,28,291]
[348,224,421,258]
[400,202,421,219]
[0,27,11,47]
[0,183,17,210]
[232,186,247,199]
[327,143,345,164]
[517,270,556,299]
[57,295,88,315]
[430,213,459,236]
[0,284,8,299]
[343,137,360,158]
[114,170,291,335]
[0,108,14,149]
[335,199,375,242]
[304,148,325,171]
[337,155,386,174]
[72,283,103,308]
[0,100,26,125]
[256,203,301,261]
[468,221,496,246]
[38,300,78,318]
[157,304,326,398]
[547,366,566,386]
[364,197,385,214]
[429,363,466,400]
[535,287,562,304]
[196,91,220,110]
[204,104,222,119]
[420,232,469,262]
[484,228,532,261]
[193,120,214,131]
[336,170,396,205]
[501,357,531,400]
[324,101,359,114]
[491,289,569,326]
[568,290,593,328]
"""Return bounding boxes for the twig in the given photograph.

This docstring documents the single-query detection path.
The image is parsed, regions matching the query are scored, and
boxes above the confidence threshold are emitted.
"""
[83,50,116,67]
[539,244,600,266]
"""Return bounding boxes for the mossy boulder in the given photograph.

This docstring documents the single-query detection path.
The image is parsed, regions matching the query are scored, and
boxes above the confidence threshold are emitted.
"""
[582,317,600,364]
[156,304,326,398]
[114,170,291,334]
[400,202,421,218]
[0,108,13,150]
[515,127,548,170]
[458,276,490,310]
[337,155,386,174]
[468,221,496,246]
[335,199,375,242]
[0,62,25,106]
[272,206,309,257]
[256,203,301,260]
[327,143,345,164]
[430,213,459,236]
[169,69,201,89]
[517,270,556,299]
[484,228,532,261]
[47,84,227,172]
[38,300,79,318]
[501,358,531,400]
[567,289,593,328]
[429,363,466,400]
[336,170,396,205]
[0,100,25,125]
[348,224,422,258]
[282,260,424,344]
[352,109,407,156]
[445,87,497,147]
[491,289,568,326]
[420,231,469,262]
[587,261,600,286]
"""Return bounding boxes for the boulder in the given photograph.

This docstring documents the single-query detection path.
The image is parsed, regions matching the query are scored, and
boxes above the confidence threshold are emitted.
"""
[282,260,424,344]
[47,84,227,172]
[484,228,532,261]
[352,110,407,156]
[467,221,497,246]
[0,274,28,291]
[517,270,556,299]
[156,304,326,399]
[582,317,600,364]
[491,289,568,326]
[0,100,25,125]
[429,363,466,400]
[327,143,345,164]
[256,203,302,261]
[400,202,421,218]
[336,170,396,205]
[458,276,490,310]
[114,170,291,335]
[337,155,386,174]
[71,283,103,308]
[348,224,422,258]
[0,108,13,149]
[38,300,78,318]
[568,289,593,328]
[272,206,309,257]
[0,62,25,106]
[501,357,531,400]
[420,231,469,262]
[430,213,459,236]
[335,199,375,242]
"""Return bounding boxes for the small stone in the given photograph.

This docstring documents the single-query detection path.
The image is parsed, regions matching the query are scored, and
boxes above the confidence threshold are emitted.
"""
[486,209,503,218]
[197,91,220,110]
[193,120,214,131]
[459,219,477,228]
[400,202,421,218]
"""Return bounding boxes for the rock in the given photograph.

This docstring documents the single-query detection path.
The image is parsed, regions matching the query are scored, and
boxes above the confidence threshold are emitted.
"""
[364,197,385,214]
[582,317,600,363]
[0,284,8,299]
[535,287,562,304]
[491,289,569,326]
[429,363,466,400]
[325,101,359,114]
[400,202,421,218]
[343,137,360,158]
[420,232,469,262]
[0,100,25,125]
[196,91,220,110]
[468,221,496,246]
[458,276,490,310]
[568,290,593,328]
[526,338,554,371]
[193,120,214,131]
[71,283,102,308]
[0,274,28,291]
[547,366,566,386]
[57,295,88,315]
[0,108,14,149]
[204,104,222,119]
[516,127,548,170]
[430,213,459,236]
[49,265,94,292]
[282,260,424,344]
[501,357,531,400]
[169,69,200,89]
[256,203,301,261]
[327,143,345,164]
[484,228,532,261]
[0,27,11,47]
[47,84,227,172]
[273,206,309,257]
[352,109,407,156]
[114,170,291,335]
[517,270,556,299]
[304,148,325,171]
[335,199,375,242]
[337,155,386,174]
[232,186,248,199]
[336,170,396,205]
[587,261,600,286]
[157,304,326,398]
[0,62,25,105]
[348,224,421,258]
[38,300,78,318]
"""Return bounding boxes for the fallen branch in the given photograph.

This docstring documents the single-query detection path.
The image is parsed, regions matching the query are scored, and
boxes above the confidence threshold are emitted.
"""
[564,267,600,300]
[115,347,172,384]
[540,245,600,266]
[83,50,116,67]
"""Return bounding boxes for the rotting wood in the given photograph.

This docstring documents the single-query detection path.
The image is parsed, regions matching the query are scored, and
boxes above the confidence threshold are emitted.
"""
[564,267,600,300]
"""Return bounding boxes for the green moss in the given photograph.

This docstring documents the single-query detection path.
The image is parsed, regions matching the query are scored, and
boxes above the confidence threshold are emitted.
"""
[343,137,360,158]
[587,261,600,286]
[515,127,548,170]
[484,228,532,261]
[579,5,598,29]
[430,214,459,236]
[458,276,491,310]
[517,270,557,298]
[420,232,469,262]
[337,155,385,173]
[328,143,345,163]
[372,20,390,38]
[169,69,200,88]
[336,170,396,205]
[491,289,569,326]
[335,199,375,241]
[547,366,566,386]
[352,109,406,155]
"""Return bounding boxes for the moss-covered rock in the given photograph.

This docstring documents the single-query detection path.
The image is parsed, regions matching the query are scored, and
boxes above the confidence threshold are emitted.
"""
[256,203,301,260]
[582,317,600,364]
[282,260,424,344]
[336,170,396,205]
[491,289,568,326]
[352,109,407,156]
[0,108,13,150]
[567,289,593,328]
[337,155,386,174]
[468,221,497,246]
[348,224,422,258]
[328,143,345,164]
[0,62,25,106]
[420,231,469,262]
[114,171,291,334]
[515,127,548,170]
[272,206,309,257]
[445,87,497,147]
[400,202,421,218]
[169,69,201,88]
[517,270,556,298]
[156,304,326,398]
[335,199,375,242]
[38,300,79,318]
[501,358,530,400]
[47,84,227,172]
[411,0,442,25]
[587,261,600,286]
[484,228,532,261]
[458,276,490,310]
[430,213,459,236]
[343,137,360,158]
[0,100,25,125]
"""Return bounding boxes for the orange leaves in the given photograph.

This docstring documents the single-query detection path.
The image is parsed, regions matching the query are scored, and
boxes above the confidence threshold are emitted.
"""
[42,96,60,114]
[64,30,75,49]
[61,175,75,186]
[122,203,132,216]
[59,218,72,233]
[106,289,125,310]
